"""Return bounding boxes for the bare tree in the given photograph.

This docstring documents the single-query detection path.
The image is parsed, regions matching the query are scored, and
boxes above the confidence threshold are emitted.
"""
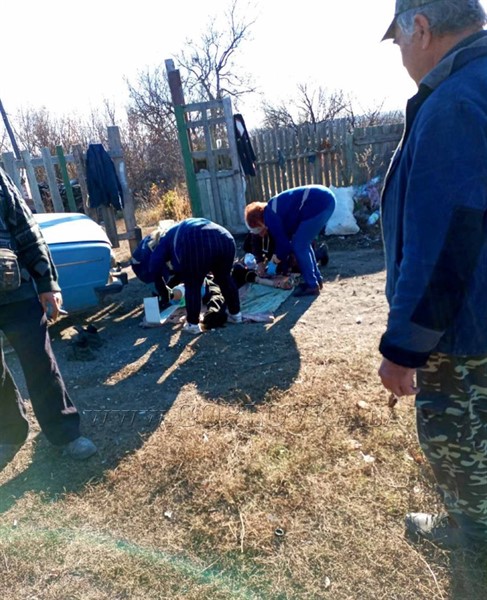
[176,0,257,102]
[346,97,404,128]
[123,0,258,199]
[296,84,350,125]
[261,84,351,130]
[125,66,184,196]
[259,100,297,130]
[126,66,175,136]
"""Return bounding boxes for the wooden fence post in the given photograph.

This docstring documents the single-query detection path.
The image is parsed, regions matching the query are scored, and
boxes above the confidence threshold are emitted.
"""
[2,152,22,191]
[41,147,64,211]
[107,126,141,252]
[165,59,203,218]
[72,144,97,219]
[21,150,45,213]
[56,146,77,212]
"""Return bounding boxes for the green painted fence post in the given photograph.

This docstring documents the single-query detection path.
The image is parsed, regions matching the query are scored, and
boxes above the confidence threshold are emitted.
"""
[174,106,202,217]
[56,145,77,212]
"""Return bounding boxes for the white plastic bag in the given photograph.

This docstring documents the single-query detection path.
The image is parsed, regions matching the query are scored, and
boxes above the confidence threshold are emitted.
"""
[325,186,360,236]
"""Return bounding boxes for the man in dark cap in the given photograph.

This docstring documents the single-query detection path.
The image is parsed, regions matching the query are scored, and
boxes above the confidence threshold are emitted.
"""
[378,0,487,548]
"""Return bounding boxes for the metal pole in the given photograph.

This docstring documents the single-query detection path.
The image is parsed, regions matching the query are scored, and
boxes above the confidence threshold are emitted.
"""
[0,98,21,160]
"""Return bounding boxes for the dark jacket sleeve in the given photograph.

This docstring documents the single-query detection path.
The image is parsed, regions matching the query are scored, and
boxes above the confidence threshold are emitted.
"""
[0,168,60,295]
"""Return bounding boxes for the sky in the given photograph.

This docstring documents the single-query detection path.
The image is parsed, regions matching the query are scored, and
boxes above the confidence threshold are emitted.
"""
[1,0,484,132]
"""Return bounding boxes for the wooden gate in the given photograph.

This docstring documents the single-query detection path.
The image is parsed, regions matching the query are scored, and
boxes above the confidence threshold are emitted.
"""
[166,60,247,234]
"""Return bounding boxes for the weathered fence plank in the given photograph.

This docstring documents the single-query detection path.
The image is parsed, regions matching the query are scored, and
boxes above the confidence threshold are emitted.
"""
[2,152,22,191]
[72,144,93,218]
[56,146,77,212]
[248,119,402,201]
[222,97,246,227]
[107,126,142,250]
[21,150,45,213]
[41,147,64,212]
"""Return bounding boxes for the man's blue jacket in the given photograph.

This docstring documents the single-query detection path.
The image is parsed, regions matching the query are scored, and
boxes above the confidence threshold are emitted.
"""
[380,31,487,368]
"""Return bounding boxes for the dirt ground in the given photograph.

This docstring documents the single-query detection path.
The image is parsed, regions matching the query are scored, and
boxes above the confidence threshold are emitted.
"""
[3,225,387,488]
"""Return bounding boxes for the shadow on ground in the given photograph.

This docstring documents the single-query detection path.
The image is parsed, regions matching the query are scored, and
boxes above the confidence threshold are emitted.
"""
[0,243,385,512]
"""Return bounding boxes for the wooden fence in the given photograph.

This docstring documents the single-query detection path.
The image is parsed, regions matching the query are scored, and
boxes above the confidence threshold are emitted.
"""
[247,120,403,201]
[0,126,140,251]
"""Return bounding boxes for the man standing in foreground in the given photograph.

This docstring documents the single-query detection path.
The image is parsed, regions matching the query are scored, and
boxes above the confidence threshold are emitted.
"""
[378,0,487,547]
[0,168,97,470]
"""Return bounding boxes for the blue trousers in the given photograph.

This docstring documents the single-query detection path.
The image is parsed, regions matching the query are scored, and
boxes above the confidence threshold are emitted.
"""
[291,206,334,288]
[0,297,80,446]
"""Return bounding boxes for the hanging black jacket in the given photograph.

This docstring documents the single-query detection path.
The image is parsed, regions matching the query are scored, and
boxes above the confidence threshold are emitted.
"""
[85,144,124,210]
[234,114,257,176]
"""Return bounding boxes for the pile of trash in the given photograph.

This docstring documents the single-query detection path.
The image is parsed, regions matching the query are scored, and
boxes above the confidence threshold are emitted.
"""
[325,177,384,237]
[352,176,383,228]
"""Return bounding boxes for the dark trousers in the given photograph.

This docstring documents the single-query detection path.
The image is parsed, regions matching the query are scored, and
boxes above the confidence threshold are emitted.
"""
[177,229,240,325]
[0,297,80,446]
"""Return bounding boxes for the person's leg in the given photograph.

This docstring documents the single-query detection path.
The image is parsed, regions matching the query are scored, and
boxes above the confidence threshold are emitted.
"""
[214,271,240,316]
[210,237,240,316]
[182,273,206,325]
[292,212,328,288]
[413,353,487,544]
[0,334,29,445]
[2,298,81,446]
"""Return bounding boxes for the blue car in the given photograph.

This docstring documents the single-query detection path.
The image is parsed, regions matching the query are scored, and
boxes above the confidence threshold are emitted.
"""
[34,212,126,313]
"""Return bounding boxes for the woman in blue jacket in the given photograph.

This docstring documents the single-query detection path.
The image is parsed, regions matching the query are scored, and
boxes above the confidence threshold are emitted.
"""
[244,185,335,296]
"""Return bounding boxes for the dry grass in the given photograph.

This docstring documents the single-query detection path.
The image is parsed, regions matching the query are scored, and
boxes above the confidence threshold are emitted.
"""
[135,184,191,227]
[0,248,485,598]
[0,352,469,599]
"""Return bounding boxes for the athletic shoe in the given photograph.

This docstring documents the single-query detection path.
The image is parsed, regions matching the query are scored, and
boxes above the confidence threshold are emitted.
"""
[227,311,243,323]
[183,322,202,335]
[61,436,97,460]
[405,512,464,548]
[293,283,320,297]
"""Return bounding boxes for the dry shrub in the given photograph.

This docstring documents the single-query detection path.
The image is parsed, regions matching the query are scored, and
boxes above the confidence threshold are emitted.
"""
[135,183,192,227]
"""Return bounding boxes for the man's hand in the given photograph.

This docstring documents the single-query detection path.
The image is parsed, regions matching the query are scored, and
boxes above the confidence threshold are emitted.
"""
[378,357,419,397]
[39,291,63,322]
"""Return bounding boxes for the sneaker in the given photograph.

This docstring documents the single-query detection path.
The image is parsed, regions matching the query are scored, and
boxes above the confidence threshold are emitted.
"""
[405,512,464,548]
[183,322,202,335]
[61,436,97,460]
[0,443,21,470]
[227,311,243,324]
[293,283,320,297]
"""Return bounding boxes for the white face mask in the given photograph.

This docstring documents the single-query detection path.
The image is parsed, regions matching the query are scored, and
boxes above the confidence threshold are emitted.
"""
[246,224,264,235]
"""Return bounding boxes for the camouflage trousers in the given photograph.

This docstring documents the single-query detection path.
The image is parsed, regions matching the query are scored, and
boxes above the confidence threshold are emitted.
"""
[417,352,487,541]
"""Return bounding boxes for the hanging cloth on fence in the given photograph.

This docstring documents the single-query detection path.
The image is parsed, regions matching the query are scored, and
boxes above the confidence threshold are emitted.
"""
[85,143,124,210]
[234,114,257,177]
